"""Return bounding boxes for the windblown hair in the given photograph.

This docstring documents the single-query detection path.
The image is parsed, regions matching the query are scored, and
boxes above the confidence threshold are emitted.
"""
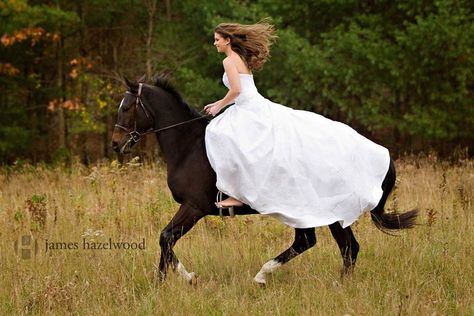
[215,18,277,71]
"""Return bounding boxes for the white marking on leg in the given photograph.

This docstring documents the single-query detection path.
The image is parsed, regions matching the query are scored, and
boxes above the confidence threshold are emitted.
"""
[175,262,195,283]
[253,259,282,284]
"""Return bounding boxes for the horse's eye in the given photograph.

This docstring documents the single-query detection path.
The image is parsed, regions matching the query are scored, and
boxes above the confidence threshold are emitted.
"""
[119,98,131,112]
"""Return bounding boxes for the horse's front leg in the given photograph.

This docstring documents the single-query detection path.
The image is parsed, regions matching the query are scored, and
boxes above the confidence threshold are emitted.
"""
[157,203,204,284]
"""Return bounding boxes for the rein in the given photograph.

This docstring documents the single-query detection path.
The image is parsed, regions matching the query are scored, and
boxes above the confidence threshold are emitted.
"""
[115,83,217,143]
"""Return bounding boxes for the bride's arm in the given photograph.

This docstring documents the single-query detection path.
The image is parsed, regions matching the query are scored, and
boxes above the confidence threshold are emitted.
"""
[218,58,241,106]
[205,58,241,116]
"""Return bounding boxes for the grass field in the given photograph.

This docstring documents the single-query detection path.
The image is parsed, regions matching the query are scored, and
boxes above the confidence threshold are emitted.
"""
[1,155,473,315]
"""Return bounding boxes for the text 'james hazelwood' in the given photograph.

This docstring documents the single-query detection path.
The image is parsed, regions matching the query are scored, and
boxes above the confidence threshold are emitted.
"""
[45,238,146,252]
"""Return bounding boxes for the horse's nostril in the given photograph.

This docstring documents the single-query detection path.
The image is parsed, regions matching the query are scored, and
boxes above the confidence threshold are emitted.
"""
[111,141,119,150]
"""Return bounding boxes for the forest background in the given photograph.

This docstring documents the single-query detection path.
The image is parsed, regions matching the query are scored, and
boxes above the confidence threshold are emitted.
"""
[1,0,473,164]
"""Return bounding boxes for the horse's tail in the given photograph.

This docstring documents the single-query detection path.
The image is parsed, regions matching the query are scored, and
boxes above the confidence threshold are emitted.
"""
[370,158,418,230]
[371,208,418,230]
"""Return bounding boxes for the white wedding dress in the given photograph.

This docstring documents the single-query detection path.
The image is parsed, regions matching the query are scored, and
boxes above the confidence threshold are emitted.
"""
[205,73,390,228]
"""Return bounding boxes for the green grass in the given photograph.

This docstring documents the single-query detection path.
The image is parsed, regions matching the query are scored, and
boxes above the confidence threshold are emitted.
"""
[1,156,473,315]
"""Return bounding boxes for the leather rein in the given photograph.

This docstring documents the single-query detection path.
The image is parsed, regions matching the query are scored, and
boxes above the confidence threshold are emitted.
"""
[114,83,210,143]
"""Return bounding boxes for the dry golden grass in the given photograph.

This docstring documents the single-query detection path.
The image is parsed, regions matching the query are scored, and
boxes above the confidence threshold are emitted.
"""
[0,155,473,315]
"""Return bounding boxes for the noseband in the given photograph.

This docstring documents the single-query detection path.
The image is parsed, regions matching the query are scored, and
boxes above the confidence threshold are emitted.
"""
[114,83,209,143]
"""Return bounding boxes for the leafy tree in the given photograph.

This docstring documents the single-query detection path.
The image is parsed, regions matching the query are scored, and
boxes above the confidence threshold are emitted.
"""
[0,0,79,161]
[0,0,472,162]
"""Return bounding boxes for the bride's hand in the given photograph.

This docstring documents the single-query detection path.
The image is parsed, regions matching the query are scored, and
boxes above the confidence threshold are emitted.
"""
[204,103,221,116]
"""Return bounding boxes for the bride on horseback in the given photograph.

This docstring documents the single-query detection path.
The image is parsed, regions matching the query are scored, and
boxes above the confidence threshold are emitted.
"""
[204,19,391,229]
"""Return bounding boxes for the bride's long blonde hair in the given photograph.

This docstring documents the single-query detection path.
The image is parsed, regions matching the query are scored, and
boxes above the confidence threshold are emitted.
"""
[215,19,277,71]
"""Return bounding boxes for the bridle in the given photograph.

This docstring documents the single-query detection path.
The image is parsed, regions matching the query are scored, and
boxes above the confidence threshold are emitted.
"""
[114,83,209,143]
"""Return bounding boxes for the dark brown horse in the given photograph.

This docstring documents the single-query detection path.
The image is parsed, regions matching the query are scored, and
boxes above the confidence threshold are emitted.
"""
[111,77,418,285]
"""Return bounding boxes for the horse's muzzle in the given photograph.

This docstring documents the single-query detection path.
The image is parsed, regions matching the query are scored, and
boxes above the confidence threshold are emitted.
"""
[111,140,120,153]
[112,136,136,154]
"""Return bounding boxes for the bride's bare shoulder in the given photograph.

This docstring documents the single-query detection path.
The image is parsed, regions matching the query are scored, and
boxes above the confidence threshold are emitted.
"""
[222,56,237,66]
[224,54,250,74]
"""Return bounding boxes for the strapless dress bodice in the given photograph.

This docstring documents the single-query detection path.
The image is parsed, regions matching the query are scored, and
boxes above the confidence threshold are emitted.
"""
[222,72,258,97]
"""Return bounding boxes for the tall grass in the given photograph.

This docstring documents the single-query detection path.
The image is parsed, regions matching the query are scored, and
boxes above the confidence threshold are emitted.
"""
[1,155,473,315]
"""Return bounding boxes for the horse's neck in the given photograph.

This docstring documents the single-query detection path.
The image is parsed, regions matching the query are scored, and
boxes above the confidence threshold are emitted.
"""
[150,96,205,165]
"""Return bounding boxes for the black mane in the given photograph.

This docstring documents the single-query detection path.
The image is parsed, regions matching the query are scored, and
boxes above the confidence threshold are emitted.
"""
[152,76,205,119]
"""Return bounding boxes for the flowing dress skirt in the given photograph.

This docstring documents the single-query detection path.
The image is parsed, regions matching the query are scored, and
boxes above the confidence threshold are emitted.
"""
[205,81,389,229]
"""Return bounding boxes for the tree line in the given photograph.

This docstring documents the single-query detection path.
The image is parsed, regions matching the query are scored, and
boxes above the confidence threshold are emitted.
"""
[1,0,472,164]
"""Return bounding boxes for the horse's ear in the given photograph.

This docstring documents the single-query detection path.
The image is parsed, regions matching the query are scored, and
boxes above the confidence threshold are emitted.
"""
[123,76,138,93]
[137,74,147,83]
[123,77,133,88]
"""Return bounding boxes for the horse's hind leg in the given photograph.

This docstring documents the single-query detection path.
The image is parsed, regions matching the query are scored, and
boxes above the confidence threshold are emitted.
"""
[157,203,204,284]
[328,222,359,276]
[254,228,316,285]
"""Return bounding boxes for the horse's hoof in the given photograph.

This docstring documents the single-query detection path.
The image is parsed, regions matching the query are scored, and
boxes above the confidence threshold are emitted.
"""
[153,269,166,285]
[188,272,198,286]
[340,266,355,278]
[253,275,266,287]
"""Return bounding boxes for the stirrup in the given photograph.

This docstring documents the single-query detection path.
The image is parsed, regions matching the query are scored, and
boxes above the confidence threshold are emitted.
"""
[216,191,235,218]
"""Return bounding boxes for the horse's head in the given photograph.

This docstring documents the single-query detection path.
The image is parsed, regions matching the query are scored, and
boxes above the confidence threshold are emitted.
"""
[111,76,155,154]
